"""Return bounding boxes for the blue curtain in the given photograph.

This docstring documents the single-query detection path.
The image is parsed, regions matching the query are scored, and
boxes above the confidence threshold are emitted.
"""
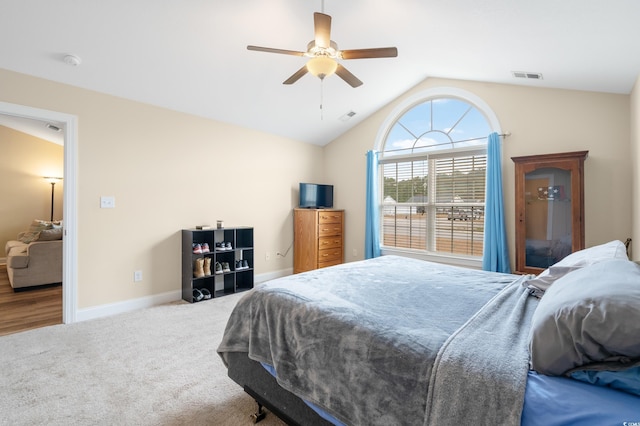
[365,150,381,259]
[482,133,511,273]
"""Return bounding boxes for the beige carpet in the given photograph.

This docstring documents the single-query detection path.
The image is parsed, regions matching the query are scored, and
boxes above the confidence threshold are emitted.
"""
[0,291,286,426]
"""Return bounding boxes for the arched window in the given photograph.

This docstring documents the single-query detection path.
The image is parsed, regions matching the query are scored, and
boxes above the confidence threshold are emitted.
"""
[377,87,500,263]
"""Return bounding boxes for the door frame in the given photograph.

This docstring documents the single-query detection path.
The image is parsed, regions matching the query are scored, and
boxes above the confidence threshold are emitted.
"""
[0,101,78,324]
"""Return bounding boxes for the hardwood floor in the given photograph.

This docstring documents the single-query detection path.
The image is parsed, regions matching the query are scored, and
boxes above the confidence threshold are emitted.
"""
[0,264,62,336]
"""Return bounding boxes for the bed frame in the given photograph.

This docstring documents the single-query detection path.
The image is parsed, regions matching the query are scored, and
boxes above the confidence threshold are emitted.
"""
[227,352,333,425]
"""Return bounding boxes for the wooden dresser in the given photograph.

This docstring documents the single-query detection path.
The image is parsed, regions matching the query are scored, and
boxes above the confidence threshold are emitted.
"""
[293,208,344,274]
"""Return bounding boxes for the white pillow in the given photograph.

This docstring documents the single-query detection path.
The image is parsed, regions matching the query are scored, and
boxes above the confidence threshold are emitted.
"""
[524,240,628,296]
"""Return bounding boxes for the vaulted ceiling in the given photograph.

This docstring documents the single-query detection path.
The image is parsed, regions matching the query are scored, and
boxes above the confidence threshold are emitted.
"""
[2,0,639,146]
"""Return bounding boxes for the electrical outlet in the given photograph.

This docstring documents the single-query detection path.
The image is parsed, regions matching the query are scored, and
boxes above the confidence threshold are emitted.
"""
[265,252,271,261]
[100,196,115,208]
[134,270,143,282]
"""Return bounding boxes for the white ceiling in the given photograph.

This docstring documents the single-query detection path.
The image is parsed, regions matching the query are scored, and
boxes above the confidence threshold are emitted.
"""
[0,114,64,145]
[1,0,639,146]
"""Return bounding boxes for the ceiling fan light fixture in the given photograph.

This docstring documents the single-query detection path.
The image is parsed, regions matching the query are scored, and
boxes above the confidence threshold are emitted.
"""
[306,56,338,79]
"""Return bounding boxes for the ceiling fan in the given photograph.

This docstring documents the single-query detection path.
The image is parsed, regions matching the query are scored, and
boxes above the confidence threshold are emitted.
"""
[247,11,397,88]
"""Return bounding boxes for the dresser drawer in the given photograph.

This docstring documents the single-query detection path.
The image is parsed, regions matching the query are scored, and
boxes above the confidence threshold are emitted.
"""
[318,258,342,269]
[318,212,343,224]
[317,248,342,263]
[318,236,342,250]
[318,224,342,237]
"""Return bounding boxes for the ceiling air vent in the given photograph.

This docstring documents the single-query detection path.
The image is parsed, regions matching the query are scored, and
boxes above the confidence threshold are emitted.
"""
[512,71,543,80]
[339,111,357,122]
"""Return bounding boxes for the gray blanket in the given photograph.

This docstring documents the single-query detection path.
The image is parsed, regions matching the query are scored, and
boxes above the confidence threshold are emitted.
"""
[425,271,537,425]
[218,256,534,425]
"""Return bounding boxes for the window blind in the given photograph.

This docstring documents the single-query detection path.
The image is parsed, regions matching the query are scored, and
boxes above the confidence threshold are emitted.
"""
[381,150,486,256]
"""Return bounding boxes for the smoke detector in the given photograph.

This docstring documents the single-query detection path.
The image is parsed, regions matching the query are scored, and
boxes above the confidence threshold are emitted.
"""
[63,54,82,66]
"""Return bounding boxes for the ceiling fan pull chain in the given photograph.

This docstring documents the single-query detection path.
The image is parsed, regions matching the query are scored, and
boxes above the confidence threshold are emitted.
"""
[320,79,324,120]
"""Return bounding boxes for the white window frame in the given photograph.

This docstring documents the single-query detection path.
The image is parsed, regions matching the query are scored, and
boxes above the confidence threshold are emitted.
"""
[374,87,503,269]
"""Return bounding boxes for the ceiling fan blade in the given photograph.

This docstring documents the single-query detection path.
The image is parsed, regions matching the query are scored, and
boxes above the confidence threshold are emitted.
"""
[283,65,309,85]
[247,45,305,56]
[340,47,398,60]
[335,64,363,88]
[314,12,332,48]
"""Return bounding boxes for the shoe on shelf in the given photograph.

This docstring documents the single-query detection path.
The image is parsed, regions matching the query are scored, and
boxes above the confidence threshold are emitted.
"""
[200,288,212,300]
[192,243,203,254]
[192,288,204,302]
[203,257,212,276]
[222,262,231,273]
[243,259,249,269]
[193,258,205,278]
[201,242,210,253]
[215,262,223,274]
[225,242,233,250]
[215,242,224,251]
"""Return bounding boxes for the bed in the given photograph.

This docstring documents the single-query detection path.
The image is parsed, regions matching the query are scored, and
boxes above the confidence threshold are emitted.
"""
[218,241,640,425]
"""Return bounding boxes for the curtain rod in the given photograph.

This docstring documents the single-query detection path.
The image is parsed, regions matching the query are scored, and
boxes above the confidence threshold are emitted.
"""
[366,131,512,156]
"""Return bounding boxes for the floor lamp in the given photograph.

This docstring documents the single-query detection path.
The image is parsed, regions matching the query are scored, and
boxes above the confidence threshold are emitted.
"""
[44,177,62,222]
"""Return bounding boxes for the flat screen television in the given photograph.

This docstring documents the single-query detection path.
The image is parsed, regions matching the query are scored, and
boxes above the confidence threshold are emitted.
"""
[299,183,334,208]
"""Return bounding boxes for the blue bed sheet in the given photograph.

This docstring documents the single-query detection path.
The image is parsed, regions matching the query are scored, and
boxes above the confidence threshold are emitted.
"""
[262,363,640,425]
[523,371,640,426]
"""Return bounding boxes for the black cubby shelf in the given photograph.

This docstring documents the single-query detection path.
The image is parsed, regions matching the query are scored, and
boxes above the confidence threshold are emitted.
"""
[182,227,254,303]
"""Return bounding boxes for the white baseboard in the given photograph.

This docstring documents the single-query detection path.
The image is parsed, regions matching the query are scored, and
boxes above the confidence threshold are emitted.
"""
[255,268,293,284]
[76,290,182,322]
[75,268,293,323]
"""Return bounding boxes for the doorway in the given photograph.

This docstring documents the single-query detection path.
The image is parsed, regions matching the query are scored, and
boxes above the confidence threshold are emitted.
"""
[0,101,78,324]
